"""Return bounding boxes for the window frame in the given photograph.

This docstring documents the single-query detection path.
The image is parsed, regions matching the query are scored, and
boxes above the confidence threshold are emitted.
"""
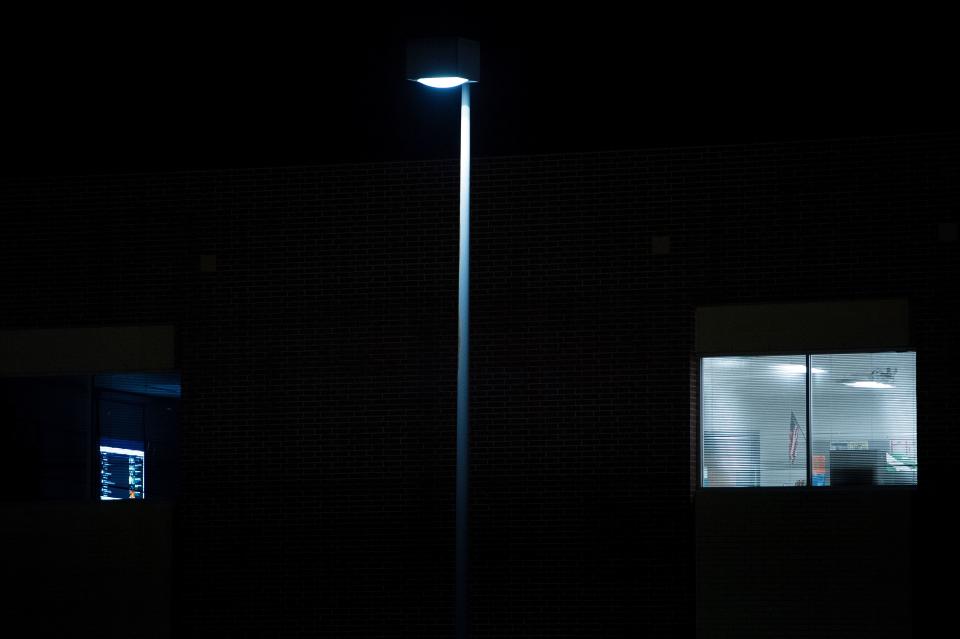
[697,348,917,490]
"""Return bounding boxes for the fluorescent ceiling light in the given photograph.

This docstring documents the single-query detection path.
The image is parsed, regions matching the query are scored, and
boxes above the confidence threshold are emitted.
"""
[775,364,826,374]
[844,381,894,389]
[99,445,145,457]
[417,77,469,88]
[707,358,745,367]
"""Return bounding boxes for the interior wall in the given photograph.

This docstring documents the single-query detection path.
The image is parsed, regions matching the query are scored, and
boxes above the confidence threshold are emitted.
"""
[702,356,808,487]
[811,352,917,441]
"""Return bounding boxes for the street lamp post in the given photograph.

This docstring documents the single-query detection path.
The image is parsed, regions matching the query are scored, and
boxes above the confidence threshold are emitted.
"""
[407,37,479,639]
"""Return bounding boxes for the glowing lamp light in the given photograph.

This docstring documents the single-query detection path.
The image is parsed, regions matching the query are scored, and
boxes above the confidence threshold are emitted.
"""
[417,77,470,88]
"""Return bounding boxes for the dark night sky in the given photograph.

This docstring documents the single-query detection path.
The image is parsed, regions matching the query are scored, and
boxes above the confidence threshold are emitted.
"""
[2,11,955,176]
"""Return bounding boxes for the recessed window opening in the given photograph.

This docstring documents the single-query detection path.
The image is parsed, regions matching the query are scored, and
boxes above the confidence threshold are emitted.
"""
[0,372,180,501]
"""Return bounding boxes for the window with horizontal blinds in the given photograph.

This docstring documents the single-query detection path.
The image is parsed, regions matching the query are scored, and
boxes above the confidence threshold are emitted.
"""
[811,352,917,486]
[700,352,917,488]
[701,355,808,487]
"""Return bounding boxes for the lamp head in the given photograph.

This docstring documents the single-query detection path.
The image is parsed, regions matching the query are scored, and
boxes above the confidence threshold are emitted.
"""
[407,37,479,88]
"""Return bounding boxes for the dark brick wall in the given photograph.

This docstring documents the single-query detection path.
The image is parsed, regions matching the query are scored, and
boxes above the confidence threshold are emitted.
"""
[1,133,956,637]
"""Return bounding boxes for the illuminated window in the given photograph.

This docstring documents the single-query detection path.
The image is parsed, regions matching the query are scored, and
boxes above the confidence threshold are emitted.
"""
[700,352,916,487]
[0,372,179,501]
[96,372,180,501]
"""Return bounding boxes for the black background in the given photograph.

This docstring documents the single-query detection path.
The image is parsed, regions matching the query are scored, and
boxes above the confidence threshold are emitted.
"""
[3,10,955,175]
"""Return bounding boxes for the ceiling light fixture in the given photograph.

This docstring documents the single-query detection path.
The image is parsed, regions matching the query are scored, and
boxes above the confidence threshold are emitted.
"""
[775,364,826,374]
[844,381,894,389]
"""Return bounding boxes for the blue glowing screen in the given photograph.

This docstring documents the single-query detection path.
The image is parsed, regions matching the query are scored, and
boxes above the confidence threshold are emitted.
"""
[100,438,144,500]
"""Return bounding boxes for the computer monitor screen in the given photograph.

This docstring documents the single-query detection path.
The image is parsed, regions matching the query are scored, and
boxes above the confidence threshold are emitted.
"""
[99,438,144,500]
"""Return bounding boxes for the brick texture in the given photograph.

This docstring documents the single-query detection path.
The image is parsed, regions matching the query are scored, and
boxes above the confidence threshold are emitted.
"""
[1,133,957,637]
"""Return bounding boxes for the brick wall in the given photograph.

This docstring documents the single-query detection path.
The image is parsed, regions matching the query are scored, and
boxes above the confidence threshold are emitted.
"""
[1,133,956,637]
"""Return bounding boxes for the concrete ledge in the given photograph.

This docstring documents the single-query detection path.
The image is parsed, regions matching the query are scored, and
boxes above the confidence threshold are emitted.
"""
[696,299,909,354]
[0,325,175,375]
[696,489,913,638]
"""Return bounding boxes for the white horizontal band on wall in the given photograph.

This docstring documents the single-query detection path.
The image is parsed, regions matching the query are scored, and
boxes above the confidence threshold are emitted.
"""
[0,325,175,375]
[696,299,909,355]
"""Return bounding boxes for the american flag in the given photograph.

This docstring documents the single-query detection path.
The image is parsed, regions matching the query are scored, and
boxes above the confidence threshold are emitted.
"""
[789,410,802,463]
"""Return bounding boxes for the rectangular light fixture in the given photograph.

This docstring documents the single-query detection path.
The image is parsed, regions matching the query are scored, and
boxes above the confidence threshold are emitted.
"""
[843,381,894,389]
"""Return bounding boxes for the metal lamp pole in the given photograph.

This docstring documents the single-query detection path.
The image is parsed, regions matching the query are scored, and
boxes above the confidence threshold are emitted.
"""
[455,80,470,639]
[407,37,479,639]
